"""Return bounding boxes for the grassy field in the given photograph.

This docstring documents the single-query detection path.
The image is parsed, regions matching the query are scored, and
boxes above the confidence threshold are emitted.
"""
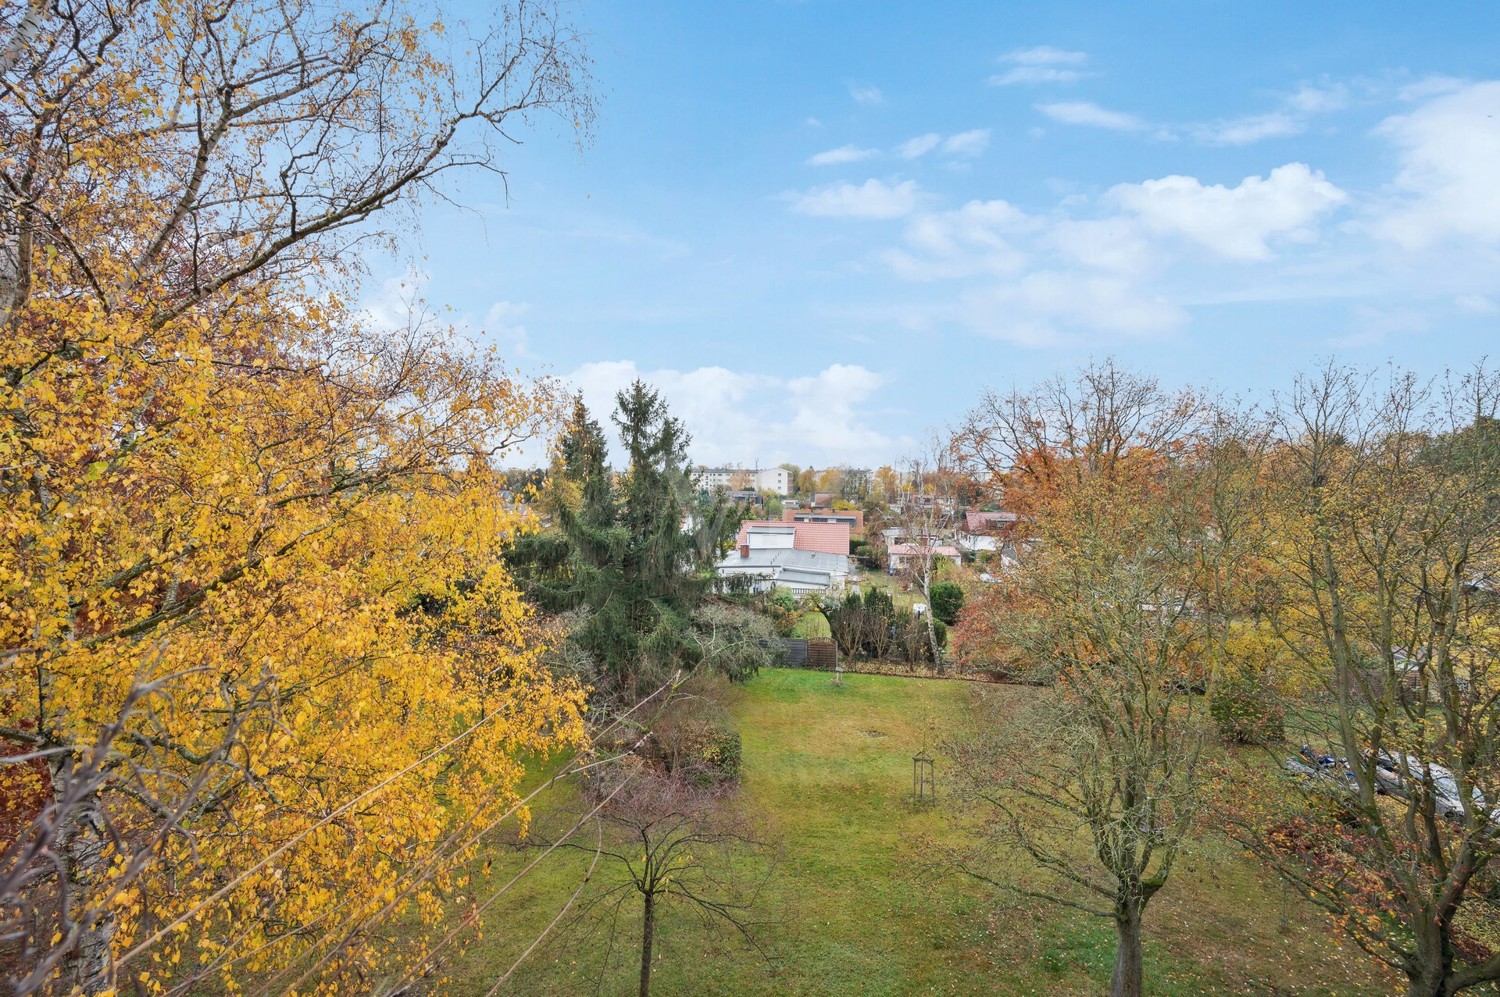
[446,669,1393,995]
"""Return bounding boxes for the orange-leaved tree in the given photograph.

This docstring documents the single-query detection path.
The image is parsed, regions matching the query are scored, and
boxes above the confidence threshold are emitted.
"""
[947,361,1262,997]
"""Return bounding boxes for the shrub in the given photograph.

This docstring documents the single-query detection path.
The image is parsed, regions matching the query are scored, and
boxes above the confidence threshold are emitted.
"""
[929,581,965,625]
[670,719,742,786]
[649,675,744,786]
[1210,674,1285,744]
[688,601,780,681]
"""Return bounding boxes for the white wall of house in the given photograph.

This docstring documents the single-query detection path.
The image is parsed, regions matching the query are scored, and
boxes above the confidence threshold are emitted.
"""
[755,467,791,495]
[746,527,795,550]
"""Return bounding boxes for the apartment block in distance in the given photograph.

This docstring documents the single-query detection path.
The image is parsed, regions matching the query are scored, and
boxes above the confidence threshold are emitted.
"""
[693,466,791,496]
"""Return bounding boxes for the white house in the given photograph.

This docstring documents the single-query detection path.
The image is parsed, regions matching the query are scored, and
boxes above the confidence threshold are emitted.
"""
[715,525,849,593]
[885,542,963,573]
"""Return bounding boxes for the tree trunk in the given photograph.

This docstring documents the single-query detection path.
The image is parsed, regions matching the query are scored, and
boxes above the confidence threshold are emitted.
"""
[638,890,656,997]
[52,773,117,995]
[920,574,943,674]
[1110,899,1145,997]
[1404,922,1455,997]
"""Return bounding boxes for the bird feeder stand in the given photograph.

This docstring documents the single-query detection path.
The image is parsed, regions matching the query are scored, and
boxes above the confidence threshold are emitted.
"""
[913,751,935,803]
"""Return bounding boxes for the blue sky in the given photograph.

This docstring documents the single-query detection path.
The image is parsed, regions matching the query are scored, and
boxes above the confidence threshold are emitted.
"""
[364,1,1500,468]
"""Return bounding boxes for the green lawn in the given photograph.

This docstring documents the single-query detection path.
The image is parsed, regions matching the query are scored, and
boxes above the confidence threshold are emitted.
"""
[447,670,1393,995]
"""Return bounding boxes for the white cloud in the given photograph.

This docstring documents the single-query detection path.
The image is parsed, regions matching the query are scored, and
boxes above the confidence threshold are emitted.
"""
[1036,101,1145,131]
[848,82,885,106]
[989,46,1090,86]
[1049,217,1157,274]
[1197,112,1302,145]
[1373,81,1500,248]
[1287,83,1349,115]
[358,267,430,332]
[472,301,530,357]
[961,272,1187,346]
[988,67,1077,86]
[898,133,942,159]
[807,144,880,166]
[564,360,907,467]
[884,199,1033,280]
[1193,81,1349,145]
[1003,45,1088,66]
[942,129,991,157]
[1109,163,1347,261]
[788,178,924,219]
[1457,294,1498,314]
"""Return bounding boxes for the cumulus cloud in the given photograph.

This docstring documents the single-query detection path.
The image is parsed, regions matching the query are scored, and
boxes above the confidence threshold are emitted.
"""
[1109,163,1347,260]
[1372,81,1500,248]
[787,178,924,219]
[989,46,1089,86]
[1048,217,1157,274]
[563,360,906,467]
[807,144,880,166]
[942,129,991,157]
[1037,101,1145,131]
[848,82,885,106]
[898,133,942,159]
[883,199,1033,280]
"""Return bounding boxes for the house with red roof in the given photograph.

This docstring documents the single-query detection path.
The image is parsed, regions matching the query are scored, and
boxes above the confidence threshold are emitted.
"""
[956,510,1018,553]
[737,519,850,557]
[781,506,864,533]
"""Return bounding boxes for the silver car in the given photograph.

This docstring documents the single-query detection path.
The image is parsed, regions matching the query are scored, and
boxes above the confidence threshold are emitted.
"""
[1371,752,1490,823]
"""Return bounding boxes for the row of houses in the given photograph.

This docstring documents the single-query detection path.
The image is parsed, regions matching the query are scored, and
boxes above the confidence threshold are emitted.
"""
[880,510,1019,566]
[715,507,1019,594]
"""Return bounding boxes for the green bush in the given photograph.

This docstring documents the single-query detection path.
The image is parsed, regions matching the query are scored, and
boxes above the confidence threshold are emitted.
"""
[929,582,965,625]
[1210,674,1285,744]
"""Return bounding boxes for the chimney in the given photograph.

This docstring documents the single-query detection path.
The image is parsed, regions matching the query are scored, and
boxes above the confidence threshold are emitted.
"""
[739,543,750,558]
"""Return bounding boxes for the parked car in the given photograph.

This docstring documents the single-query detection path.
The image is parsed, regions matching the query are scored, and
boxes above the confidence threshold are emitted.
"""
[1370,751,1489,823]
[1284,745,1357,794]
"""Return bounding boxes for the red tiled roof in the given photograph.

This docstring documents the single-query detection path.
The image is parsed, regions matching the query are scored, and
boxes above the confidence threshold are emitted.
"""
[964,510,1018,533]
[737,519,850,556]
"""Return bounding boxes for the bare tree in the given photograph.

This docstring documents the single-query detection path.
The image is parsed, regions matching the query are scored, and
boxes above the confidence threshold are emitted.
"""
[891,442,957,671]
[558,766,771,997]
[952,358,1203,521]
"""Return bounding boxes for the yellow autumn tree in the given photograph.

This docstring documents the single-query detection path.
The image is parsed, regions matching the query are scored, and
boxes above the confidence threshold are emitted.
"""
[0,0,595,992]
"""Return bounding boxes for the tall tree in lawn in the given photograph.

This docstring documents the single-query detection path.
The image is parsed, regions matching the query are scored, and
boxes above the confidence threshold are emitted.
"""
[1240,365,1500,997]
[892,443,956,671]
[946,362,1245,997]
